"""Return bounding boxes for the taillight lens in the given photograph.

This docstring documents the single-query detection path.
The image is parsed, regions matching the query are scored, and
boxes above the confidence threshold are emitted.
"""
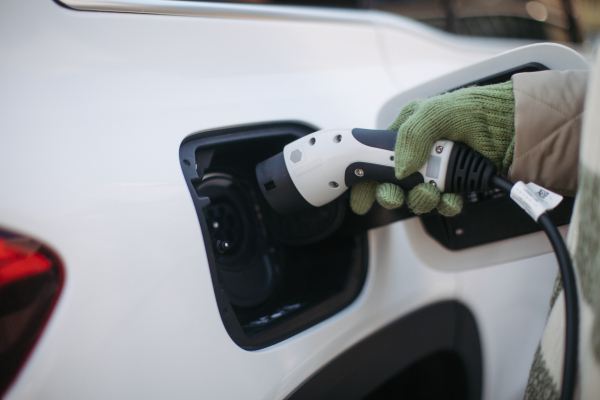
[0,230,64,396]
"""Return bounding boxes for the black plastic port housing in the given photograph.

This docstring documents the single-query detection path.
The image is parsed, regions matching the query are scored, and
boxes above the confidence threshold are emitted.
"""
[180,123,407,350]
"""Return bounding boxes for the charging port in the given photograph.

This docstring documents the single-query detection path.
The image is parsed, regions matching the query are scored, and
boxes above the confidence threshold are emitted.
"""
[180,122,374,350]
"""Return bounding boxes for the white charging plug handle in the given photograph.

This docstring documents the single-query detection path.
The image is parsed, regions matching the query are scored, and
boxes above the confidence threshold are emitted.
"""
[282,128,454,207]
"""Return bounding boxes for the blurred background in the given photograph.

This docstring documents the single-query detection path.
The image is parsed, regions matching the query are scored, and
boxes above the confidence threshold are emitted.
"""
[199,0,600,47]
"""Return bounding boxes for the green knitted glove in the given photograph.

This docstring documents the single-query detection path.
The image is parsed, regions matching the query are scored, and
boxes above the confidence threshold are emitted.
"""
[350,81,515,216]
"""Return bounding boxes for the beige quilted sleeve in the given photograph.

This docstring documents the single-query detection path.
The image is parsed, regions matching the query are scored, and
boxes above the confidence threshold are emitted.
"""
[524,52,600,400]
[510,70,588,197]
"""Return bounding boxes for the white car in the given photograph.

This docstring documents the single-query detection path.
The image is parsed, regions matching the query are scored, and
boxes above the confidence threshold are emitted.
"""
[0,1,587,399]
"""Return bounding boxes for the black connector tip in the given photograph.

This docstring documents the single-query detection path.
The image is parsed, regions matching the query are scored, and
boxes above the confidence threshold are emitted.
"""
[255,152,312,215]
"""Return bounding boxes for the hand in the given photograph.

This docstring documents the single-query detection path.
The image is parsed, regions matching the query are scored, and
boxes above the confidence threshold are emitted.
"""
[350,81,515,216]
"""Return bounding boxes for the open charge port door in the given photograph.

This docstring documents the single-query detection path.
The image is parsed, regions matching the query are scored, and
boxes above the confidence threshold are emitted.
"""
[179,123,408,350]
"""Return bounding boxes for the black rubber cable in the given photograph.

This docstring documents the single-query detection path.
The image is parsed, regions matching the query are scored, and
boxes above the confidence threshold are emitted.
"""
[538,213,579,400]
[490,175,514,194]
[491,175,578,400]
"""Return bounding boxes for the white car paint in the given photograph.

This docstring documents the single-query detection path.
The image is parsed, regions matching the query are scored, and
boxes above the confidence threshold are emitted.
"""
[0,0,573,399]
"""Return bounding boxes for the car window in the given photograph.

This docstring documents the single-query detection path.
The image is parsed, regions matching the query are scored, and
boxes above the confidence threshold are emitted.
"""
[181,0,597,43]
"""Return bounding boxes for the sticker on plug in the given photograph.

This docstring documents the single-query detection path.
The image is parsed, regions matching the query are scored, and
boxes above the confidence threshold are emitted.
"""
[510,181,563,221]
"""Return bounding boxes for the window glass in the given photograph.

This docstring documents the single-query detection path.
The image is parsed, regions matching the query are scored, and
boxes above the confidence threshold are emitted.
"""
[183,0,599,44]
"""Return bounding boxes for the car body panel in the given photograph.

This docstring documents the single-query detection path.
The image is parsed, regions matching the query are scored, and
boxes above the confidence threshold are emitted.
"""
[0,1,575,399]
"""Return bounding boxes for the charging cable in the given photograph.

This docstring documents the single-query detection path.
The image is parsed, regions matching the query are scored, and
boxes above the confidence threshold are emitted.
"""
[455,146,578,400]
[491,174,578,400]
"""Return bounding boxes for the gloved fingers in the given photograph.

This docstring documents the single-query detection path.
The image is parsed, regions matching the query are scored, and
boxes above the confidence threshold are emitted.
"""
[437,193,463,217]
[387,99,425,131]
[349,180,379,215]
[353,181,464,217]
[375,183,406,210]
[406,183,441,214]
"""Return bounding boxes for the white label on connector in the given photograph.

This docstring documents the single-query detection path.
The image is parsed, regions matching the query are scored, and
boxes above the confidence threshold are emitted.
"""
[510,181,563,221]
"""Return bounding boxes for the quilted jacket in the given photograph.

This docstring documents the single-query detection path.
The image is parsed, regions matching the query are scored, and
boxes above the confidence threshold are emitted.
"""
[510,70,588,197]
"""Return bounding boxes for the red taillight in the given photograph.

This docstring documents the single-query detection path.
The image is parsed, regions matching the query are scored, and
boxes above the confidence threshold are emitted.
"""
[0,231,64,396]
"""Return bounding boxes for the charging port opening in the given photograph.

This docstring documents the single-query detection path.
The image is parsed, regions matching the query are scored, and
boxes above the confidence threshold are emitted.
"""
[180,122,389,350]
